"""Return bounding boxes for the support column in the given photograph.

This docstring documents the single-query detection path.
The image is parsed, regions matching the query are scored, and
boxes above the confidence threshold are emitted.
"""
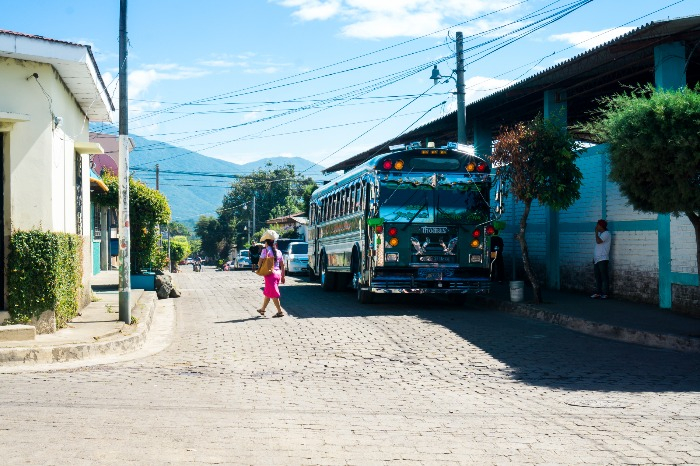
[473,118,491,158]
[100,207,109,270]
[655,41,686,308]
[543,89,567,290]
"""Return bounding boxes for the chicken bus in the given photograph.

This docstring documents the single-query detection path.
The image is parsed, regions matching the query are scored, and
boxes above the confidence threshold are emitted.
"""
[307,141,502,304]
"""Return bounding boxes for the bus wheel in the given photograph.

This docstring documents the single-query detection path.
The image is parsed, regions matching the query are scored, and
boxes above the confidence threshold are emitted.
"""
[357,287,373,304]
[320,257,336,291]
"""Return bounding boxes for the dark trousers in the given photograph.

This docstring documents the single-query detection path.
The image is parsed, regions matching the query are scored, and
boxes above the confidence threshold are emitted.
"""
[491,252,505,282]
[594,260,609,295]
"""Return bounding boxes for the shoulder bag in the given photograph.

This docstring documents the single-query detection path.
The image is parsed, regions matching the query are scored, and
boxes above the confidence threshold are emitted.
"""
[255,254,275,277]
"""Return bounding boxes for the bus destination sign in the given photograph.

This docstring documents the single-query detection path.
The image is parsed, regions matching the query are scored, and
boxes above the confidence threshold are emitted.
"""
[420,226,448,234]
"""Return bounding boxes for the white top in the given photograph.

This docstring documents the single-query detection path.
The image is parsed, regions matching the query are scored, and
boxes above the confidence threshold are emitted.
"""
[594,230,611,264]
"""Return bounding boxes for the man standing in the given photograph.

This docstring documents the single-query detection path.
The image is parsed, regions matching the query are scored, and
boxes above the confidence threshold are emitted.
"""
[591,219,611,299]
[490,231,505,283]
[249,243,261,272]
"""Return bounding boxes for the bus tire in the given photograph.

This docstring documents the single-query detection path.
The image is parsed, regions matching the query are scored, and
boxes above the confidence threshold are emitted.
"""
[320,256,336,291]
[357,287,373,304]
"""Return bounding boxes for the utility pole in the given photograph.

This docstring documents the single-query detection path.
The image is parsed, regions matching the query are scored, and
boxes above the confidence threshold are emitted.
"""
[455,31,466,145]
[118,0,131,324]
[252,195,256,237]
[155,163,159,191]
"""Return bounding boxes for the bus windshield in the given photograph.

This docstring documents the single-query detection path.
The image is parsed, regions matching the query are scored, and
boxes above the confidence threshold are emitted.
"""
[379,185,434,223]
[435,186,489,224]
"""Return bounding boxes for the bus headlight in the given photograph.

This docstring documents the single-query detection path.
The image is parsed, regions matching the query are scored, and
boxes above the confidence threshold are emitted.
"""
[385,253,399,262]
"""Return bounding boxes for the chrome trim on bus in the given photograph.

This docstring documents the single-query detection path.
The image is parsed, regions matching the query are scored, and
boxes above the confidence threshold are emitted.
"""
[368,287,490,295]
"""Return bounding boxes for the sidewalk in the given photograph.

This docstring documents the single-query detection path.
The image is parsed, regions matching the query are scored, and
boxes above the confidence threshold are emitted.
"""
[1,272,699,368]
[0,270,158,366]
[475,282,700,353]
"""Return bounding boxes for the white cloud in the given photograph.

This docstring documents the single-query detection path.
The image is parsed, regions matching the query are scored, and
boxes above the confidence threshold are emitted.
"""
[464,75,514,102]
[549,27,634,50]
[244,66,282,74]
[197,53,291,75]
[128,64,210,100]
[279,0,343,20]
[275,0,518,39]
[243,111,261,121]
[199,59,247,68]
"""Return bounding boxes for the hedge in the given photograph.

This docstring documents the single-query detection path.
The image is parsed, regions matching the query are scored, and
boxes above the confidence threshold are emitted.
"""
[7,229,82,328]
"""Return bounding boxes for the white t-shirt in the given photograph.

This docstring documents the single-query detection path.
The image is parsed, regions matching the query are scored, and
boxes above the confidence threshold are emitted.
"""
[594,230,611,264]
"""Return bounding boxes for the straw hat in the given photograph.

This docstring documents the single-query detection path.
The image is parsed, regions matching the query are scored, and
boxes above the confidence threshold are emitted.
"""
[260,229,279,243]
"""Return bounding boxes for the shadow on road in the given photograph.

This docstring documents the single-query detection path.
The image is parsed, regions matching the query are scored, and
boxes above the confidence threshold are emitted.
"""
[279,279,700,393]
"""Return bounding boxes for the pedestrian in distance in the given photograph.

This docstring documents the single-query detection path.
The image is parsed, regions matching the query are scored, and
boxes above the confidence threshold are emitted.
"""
[249,242,262,272]
[256,230,286,318]
[591,219,611,299]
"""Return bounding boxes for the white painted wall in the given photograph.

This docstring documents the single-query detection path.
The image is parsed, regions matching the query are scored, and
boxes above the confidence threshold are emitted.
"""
[0,57,94,307]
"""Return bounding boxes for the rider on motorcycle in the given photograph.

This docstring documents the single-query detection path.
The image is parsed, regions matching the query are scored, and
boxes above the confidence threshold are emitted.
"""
[193,255,203,271]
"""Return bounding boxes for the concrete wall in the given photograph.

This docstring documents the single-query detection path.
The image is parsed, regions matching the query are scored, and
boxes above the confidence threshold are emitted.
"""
[0,56,94,308]
[497,143,699,312]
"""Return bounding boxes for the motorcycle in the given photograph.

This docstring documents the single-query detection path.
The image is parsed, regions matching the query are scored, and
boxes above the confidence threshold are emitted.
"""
[193,260,202,272]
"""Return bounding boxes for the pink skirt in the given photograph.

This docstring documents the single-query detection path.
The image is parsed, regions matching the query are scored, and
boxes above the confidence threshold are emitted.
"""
[263,269,282,298]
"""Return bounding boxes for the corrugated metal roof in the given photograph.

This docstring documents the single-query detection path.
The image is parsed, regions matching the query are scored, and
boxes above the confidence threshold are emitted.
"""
[325,15,700,173]
[0,29,114,122]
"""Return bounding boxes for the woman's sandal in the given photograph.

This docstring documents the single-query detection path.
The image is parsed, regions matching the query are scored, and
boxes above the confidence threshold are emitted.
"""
[272,311,284,318]
[257,309,265,316]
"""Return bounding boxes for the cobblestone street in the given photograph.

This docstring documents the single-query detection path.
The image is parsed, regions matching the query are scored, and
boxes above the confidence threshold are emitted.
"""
[1,267,699,465]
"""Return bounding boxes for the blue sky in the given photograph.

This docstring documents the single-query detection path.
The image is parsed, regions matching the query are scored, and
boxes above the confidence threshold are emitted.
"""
[2,0,696,171]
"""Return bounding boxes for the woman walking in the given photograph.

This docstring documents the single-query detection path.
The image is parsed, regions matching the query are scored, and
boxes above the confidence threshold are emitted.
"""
[257,230,286,318]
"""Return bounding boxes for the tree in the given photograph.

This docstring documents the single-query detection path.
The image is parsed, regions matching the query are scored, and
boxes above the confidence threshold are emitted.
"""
[169,235,191,271]
[582,84,700,286]
[492,113,583,303]
[218,163,316,250]
[194,216,222,260]
[168,221,191,238]
[94,172,171,273]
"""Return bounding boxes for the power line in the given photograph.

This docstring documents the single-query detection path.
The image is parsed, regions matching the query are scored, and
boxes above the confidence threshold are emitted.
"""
[127,0,540,124]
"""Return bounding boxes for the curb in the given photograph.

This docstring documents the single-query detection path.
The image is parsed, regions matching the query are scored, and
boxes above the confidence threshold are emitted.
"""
[0,291,158,366]
[475,296,700,353]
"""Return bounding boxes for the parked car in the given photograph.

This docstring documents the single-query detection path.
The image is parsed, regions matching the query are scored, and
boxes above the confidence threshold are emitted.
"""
[284,241,308,275]
[234,250,252,269]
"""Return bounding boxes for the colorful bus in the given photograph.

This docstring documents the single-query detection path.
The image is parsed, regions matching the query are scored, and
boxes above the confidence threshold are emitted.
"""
[307,142,502,303]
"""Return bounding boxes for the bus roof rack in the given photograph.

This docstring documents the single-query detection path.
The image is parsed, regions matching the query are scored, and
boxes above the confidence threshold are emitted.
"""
[446,142,470,152]
[389,144,405,151]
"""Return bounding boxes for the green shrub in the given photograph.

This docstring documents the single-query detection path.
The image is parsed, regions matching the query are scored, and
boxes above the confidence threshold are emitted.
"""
[93,172,171,273]
[7,229,82,328]
[169,235,191,269]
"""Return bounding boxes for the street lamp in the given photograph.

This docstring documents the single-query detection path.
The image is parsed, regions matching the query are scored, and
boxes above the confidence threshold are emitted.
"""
[429,31,466,145]
[242,195,256,240]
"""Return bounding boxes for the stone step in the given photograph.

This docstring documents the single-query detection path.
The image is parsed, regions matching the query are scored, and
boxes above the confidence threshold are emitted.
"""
[0,324,35,342]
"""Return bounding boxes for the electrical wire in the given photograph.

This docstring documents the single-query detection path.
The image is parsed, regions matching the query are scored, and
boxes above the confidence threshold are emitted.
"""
[128,0,541,123]
[128,0,589,158]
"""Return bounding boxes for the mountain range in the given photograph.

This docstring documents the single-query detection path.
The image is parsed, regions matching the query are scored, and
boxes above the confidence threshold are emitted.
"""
[91,125,333,224]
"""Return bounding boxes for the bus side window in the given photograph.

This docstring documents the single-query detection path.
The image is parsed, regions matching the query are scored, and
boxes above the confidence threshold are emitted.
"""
[354,183,361,212]
[340,190,346,216]
[343,188,350,215]
[350,185,356,213]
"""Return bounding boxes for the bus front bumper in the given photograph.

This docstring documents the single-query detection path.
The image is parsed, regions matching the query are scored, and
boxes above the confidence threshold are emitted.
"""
[369,278,490,295]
